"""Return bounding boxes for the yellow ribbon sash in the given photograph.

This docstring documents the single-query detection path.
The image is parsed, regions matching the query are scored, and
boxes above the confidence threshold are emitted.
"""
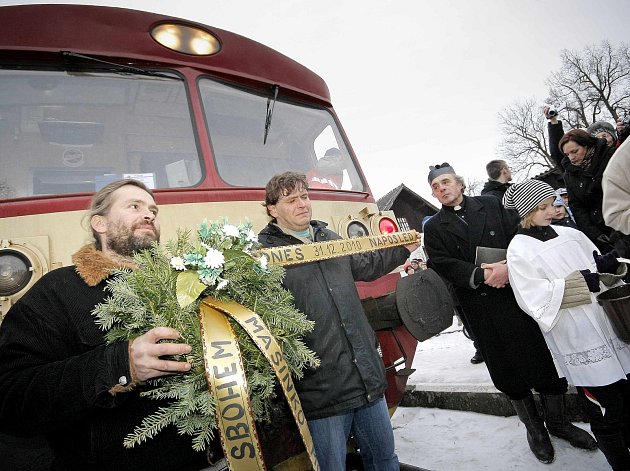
[260,230,419,267]
[199,297,320,471]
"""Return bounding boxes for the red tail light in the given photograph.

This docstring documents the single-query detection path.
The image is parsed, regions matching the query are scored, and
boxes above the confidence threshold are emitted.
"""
[378,217,398,234]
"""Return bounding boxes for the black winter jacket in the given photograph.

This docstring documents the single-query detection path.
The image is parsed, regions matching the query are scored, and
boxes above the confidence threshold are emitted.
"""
[423,195,517,297]
[563,140,615,246]
[480,180,511,201]
[258,221,409,420]
[0,246,210,471]
[548,120,566,169]
[549,121,616,248]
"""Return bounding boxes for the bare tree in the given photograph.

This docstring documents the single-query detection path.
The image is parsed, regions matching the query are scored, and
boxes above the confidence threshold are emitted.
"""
[465,177,484,196]
[497,41,630,179]
[497,97,553,178]
[547,41,630,128]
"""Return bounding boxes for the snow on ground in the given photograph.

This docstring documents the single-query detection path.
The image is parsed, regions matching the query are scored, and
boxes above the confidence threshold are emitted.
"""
[392,320,611,470]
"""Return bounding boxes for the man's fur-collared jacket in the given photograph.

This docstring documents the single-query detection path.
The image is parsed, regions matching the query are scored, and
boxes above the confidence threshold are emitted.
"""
[0,245,209,471]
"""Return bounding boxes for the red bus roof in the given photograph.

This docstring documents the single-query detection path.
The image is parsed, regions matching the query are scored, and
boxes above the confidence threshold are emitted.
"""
[0,4,331,104]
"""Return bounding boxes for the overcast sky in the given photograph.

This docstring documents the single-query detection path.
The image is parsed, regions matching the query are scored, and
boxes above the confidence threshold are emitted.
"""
[4,0,629,201]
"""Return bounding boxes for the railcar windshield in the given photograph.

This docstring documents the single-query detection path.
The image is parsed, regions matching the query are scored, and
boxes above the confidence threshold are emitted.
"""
[199,78,364,191]
[0,69,364,201]
[0,69,199,199]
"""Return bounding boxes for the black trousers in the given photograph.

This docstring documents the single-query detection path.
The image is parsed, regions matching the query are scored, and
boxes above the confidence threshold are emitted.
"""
[458,287,567,400]
[579,378,630,440]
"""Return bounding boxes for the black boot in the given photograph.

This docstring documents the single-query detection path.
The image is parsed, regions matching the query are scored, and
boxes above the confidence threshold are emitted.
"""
[541,394,598,450]
[596,432,630,471]
[511,397,555,464]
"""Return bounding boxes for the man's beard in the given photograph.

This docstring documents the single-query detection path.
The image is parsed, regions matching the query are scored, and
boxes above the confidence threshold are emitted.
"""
[106,221,160,257]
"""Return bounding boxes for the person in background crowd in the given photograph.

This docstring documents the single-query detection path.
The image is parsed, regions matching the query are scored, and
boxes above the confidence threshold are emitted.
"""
[603,139,630,259]
[556,129,616,252]
[557,187,569,206]
[481,160,513,201]
[615,116,630,148]
[0,180,219,471]
[545,106,618,252]
[555,187,576,222]
[423,163,597,464]
[551,194,578,229]
[587,121,618,147]
[258,171,418,471]
[504,179,630,471]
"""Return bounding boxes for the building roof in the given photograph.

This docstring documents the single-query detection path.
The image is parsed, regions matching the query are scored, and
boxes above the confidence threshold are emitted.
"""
[377,183,438,212]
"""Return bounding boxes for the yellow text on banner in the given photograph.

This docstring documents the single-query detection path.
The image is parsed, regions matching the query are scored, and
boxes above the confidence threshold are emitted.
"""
[199,303,266,471]
[201,297,320,471]
[260,230,419,267]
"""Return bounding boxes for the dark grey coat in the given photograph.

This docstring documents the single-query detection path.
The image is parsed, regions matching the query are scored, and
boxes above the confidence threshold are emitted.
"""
[258,221,409,419]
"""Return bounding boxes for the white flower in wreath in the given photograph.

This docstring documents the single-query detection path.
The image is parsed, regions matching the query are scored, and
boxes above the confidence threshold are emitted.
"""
[216,279,229,290]
[246,229,258,243]
[258,254,268,270]
[170,256,187,271]
[222,224,240,238]
[203,248,225,269]
[199,274,216,286]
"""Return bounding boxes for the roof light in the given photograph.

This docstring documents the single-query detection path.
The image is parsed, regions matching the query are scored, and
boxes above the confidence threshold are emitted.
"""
[151,23,220,56]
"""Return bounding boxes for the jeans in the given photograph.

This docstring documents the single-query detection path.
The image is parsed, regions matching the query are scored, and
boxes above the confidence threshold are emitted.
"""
[307,397,399,471]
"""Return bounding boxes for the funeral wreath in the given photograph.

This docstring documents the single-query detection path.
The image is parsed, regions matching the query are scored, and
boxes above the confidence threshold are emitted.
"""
[93,219,319,451]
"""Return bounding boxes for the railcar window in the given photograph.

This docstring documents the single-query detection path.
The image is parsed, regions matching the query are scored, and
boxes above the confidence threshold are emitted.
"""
[0,70,201,200]
[199,78,364,191]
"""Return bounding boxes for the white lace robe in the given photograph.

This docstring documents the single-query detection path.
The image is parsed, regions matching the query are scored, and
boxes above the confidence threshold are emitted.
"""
[507,225,630,387]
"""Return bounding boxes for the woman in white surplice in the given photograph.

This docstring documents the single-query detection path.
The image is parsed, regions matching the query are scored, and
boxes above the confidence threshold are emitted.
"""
[503,179,630,470]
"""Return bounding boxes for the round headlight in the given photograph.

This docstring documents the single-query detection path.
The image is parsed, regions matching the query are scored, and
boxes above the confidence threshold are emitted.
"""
[347,221,369,238]
[0,250,33,296]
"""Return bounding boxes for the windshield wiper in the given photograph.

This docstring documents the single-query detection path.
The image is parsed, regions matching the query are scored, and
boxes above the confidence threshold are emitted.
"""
[61,51,180,80]
[263,85,279,145]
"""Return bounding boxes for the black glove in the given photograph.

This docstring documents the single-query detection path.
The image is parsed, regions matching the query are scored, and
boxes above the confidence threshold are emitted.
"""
[580,269,600,292]
[593,249,620,274]
[595,234,614,253]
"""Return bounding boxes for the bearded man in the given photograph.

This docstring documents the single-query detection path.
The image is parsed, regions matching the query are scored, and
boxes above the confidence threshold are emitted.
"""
[0,180,220,471]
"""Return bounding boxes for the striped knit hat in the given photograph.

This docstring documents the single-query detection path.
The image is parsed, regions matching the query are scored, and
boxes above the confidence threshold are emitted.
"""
[502,179,557,218]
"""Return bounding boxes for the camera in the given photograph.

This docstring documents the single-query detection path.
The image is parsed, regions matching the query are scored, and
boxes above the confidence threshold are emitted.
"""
[623,115,630,126]
[544,104,558,118]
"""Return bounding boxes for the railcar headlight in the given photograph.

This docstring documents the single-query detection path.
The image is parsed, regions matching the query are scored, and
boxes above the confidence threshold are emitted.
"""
[151,23,221,56]
[0,250,32,296]
[347,220,369,238]
[338,217,370,239]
